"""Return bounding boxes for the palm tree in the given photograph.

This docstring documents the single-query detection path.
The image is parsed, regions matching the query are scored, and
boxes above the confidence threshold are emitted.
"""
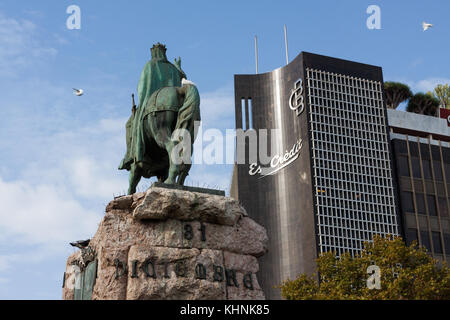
[407,93,440,116]
[384,82,413,109]
[427,84,450,109]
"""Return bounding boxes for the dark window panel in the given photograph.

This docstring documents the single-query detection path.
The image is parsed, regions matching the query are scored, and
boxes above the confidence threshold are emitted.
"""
[427,195,437,216]
[444,234,450,255]
[422,159,432,180]
[419,143,430,160]
[433,160,443,181]
[393,140,408,154]
[401,192,414,213]
[431,146,441,162]
[445,163,450,183]
[411,157,421,178]
[444,148,450,164]
[408,141,419,155]
[415,193,426,214]
[432,232,443,254]
[397,155,410,177]
[438,197,448,218]
[406,229,418,246]
[420,231,432,252]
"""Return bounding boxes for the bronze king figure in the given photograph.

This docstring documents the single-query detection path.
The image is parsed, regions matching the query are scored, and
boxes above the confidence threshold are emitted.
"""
[119,43,201,194]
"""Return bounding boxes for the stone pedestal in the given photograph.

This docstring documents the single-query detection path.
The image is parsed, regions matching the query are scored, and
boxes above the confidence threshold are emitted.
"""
[62,185,268,300]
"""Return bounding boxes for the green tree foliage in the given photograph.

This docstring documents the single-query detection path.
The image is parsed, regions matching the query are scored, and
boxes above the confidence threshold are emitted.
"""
[427,84,450,110]
[279,235,450,300]
[407,93,440,116]
[384,82,413,109]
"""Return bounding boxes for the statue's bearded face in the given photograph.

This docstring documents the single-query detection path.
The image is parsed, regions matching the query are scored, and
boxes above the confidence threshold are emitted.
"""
[151,45,168,61]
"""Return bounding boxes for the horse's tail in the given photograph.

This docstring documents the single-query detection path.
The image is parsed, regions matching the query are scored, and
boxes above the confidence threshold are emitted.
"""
[175,84,201,133]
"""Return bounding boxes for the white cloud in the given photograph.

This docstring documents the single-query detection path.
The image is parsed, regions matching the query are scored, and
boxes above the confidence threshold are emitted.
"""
[0,177,101,246]
[0,277,9,284]
[414,78,450,93]
[186,168,233,193]
[53,33,69,45]
[7,113,129,192]
[0,112,130,278]
[0,12,57,77]
[0,254,18,273]
[410,58,423,68]
[199,86,235,128]
[65,156,127,199]
[387,77,450,94]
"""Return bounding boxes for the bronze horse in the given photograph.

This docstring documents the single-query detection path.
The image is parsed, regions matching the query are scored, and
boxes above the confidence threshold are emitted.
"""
[121,83,200,195]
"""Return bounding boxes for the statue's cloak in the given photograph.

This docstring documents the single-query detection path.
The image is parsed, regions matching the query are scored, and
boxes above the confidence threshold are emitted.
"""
[119,57,184,171]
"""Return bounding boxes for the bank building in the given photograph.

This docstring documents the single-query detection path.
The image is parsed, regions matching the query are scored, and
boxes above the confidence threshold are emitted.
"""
[230,51,450,299]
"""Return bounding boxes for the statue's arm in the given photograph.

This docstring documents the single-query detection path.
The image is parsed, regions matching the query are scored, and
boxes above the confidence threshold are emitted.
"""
[174,57,187,80]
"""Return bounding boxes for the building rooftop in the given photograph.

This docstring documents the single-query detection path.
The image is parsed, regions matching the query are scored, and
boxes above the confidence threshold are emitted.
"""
[387,109,450,142]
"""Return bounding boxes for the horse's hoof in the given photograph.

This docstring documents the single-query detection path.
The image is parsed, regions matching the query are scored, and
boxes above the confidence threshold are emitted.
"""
[164,179,175,185]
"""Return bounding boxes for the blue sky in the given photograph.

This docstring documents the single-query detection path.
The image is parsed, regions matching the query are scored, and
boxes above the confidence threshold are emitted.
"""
[0,0,449,299]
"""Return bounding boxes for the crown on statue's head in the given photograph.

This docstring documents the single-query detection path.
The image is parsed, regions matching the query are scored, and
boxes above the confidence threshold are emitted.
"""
[151,43,167,58]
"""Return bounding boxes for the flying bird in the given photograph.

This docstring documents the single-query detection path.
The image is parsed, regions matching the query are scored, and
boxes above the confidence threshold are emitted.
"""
[70,239,90,249]
[73,88,84,96]
[422,22,433,31]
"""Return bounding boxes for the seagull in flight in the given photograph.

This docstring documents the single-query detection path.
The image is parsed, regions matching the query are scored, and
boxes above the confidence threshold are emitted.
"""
[73,88,84,96]
[422,22,433,31]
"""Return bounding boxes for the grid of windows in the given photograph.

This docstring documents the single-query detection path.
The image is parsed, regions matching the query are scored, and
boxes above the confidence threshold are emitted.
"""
[390,137,450,259]
[306,68,399,257]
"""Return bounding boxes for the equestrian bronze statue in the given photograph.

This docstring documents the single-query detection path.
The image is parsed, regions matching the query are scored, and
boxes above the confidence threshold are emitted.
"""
[119,43,201,194]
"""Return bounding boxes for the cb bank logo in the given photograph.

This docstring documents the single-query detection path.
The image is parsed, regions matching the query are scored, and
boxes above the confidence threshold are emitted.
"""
[289,78,305,116]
